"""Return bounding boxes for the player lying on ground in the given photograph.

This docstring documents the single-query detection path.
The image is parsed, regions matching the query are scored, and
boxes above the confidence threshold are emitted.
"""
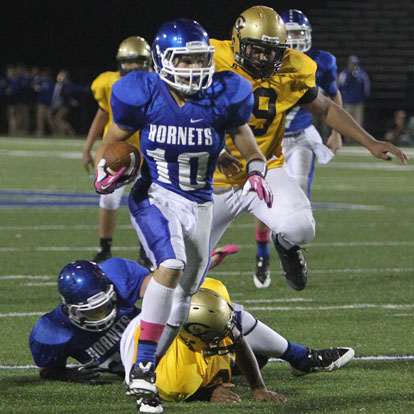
[121,277,354,412]
[29,258,354,412]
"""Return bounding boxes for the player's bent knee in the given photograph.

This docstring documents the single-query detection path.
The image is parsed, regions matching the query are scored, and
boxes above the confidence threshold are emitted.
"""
[99,194,122,210]
[282,211,315,246]
[160,259,185,270]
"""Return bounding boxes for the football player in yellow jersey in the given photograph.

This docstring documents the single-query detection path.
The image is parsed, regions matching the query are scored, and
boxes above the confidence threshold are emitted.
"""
[81,36,152,265]
[121,279,287,412]
[121,276,354,412]
[210,6,408,291]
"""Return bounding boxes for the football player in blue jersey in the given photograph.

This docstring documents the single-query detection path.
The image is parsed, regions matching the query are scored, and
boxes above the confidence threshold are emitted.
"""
[252,9,344,288]
[281,8,344,195]
[93,18,272,399]
[29,259,149,382]
[30,258,354,412]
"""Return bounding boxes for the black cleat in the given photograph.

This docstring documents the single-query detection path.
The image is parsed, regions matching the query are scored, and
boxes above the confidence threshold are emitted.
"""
[290,347,355,376]
[92,250,112,264]
[127,362,157,398]
[253,256,271,288]
[138,245,155,271]
[272,233,307,290]
[136,395,164,413]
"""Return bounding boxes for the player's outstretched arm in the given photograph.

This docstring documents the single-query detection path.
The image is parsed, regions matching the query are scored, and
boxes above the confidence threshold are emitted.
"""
[82,108,109,173]
[233,328,287,403]
[303,91,408,165]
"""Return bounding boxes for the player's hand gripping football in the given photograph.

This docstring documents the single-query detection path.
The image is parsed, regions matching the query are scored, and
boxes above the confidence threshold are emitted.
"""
[242,171,273,208]
[94,159,132,194]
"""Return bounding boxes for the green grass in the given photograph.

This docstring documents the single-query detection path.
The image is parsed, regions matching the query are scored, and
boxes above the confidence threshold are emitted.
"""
[0,137,413,413]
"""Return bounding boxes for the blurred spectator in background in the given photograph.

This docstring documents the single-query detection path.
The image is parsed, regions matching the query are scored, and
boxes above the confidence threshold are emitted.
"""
[338,55,370,139]
[17,64,33,135]
[384,109,414,147]
[50,70,84,136]
[32,68,56,136]
[4,65,20,136]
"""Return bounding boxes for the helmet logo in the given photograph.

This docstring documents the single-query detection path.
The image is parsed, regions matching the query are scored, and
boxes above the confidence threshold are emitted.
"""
[262,35,280,44]
[184,322,210,336]
[235,16,246,31]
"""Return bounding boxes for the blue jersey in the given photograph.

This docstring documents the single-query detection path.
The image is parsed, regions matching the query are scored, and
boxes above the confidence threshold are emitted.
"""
[111,70,253,203]
[29,258,149,374]
[285,49,338,133]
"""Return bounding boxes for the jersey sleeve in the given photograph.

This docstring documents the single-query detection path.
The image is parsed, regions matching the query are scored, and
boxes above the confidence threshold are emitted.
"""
[282,49,317,91]
[29,315,72,367]
[210,39,235,72]
[100,257,149,307]
[91,72,120,113]
[111,71,151,132]
[319,51,339,98]
[222,72,254,129]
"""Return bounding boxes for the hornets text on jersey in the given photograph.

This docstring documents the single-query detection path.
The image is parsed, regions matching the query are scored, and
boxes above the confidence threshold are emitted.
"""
[285,49,338,133]
[29,258,148,374]
[210,39,317,186]
[110,70,253,203]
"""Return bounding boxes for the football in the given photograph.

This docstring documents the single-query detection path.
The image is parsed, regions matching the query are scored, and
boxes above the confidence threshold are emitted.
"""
[102,141,141,175]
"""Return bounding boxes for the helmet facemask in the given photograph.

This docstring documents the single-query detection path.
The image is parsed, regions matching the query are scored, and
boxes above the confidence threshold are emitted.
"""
[285,24,312,52]
[118,56,151,76]
[236,37,287,80]
[62,284,117,332]
[153,41,215,95]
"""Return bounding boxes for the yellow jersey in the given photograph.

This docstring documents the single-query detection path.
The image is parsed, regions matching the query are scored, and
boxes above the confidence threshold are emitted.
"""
[91,71,140,149]
[131,278,234,402]
[210,39,317,186]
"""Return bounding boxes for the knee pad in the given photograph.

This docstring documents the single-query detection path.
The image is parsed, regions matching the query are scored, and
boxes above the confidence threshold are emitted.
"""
[160,258,185,270]
[99,191,123,210]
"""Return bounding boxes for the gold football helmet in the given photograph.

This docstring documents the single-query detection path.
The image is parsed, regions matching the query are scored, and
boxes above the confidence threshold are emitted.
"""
[232,5,287,79]
[116,36,151,75]
[179,288,237,356]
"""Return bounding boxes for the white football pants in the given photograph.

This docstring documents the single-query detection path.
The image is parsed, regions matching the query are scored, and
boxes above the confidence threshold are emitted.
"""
[211,165,315,248]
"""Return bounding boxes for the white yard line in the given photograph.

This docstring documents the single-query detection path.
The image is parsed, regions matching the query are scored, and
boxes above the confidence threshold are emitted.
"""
[0,150,81,159]
[1,241,414,254]
[2,355,413,370]
[2,303,412,317]
[245,304,414,311]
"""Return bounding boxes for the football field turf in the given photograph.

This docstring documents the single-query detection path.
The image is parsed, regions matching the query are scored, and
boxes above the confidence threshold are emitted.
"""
[0,137,413,413]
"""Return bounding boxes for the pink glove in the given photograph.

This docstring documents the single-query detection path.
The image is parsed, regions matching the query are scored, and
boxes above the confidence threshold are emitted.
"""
[242,172,273,208]
[94,159,129,195]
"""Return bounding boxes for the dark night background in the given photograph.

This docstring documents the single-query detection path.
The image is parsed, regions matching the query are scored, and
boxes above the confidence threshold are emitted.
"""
[1,0,414,136]
[2,0,312,72]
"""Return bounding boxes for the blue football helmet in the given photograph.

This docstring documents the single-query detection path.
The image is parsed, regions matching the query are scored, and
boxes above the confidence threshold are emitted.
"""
[152,18,215,95]
[58,260,117,332]
[280,9,312,53]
